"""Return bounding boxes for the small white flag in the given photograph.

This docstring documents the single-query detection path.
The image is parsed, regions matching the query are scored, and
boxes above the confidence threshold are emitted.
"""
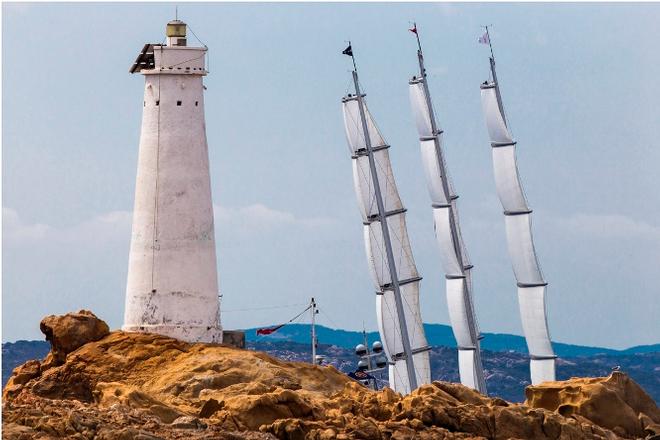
[478,32,490,45]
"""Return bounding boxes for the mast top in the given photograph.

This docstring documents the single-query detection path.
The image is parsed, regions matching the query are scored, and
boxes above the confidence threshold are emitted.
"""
[480,25,495,61]
[342,41,357,73]
[409,22,422,56]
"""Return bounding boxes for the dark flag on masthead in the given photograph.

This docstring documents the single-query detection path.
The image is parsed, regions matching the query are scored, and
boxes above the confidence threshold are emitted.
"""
[342,43,357,71]
[342,44,353,57]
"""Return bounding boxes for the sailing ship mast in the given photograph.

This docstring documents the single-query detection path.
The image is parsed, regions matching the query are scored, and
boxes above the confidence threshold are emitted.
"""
[479,27,557,385]
[408,24,487,393]
[341,43,431,394]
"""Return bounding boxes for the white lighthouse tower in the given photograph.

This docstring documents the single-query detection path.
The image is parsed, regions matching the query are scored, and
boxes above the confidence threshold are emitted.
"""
[123,20,222,343]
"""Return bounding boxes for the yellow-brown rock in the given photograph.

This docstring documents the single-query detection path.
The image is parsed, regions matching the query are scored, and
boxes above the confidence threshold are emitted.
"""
[39,309,109,365]
[3,311,659,440]
[526,371,660,438]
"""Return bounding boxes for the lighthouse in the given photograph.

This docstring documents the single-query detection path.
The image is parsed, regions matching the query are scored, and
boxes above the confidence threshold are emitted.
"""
[123,20,222,343]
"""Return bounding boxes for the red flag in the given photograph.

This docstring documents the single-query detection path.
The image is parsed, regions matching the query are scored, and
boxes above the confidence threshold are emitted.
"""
[409,25,417,35]
[256,324,285,336]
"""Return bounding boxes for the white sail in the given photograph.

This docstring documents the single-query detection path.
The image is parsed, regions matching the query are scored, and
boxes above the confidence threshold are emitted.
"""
[481,75,556,385]
[352,150,403,222]
[432,207,463,276]
[364,213,419,287]
[343,89,430,394]
[481,85,513,144]
[388,350,431,395]
[343,97,387,153]
[377,283,431,395]
[409,76,486,393]
[458,349,477,389]
[504,214,544,285]
[420,140,450,205]
[451,200,471,268]
[446,278,473,347]
[530,358,556,385]
[420,138,457,204]
[518,286,554,356]
[409,81,434,137]
[492,146,528,213]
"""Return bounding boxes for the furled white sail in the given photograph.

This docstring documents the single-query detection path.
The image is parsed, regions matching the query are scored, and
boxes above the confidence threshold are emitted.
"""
[481,77,556,385]
[409,76,487,393]
[343,91,430,394]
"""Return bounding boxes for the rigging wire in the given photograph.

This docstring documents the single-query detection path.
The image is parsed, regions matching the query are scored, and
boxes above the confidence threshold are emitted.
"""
[150,46,164,292]
[222,302,308,313]
[271,303,313,328]
[318,307,340,329]
[344,75,354,96]
[185,23,210,73]
[186,24,207,48]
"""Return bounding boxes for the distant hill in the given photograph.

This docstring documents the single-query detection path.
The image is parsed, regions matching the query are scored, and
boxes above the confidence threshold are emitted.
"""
[245,340,659,404]
[244,323,652,357]
[2,340,50,386]
[3,335,658,404]
[620,344,660,354]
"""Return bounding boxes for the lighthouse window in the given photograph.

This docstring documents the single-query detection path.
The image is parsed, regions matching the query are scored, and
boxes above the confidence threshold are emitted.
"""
[177,100,182,106]
[156,100,160,106]
[195,101,198,106]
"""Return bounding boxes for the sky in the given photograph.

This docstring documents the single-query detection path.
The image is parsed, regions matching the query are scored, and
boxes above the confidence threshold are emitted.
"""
[3,2,660,349]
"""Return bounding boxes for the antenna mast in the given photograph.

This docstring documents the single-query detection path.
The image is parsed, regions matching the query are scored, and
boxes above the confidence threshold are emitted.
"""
[311,297,317,364]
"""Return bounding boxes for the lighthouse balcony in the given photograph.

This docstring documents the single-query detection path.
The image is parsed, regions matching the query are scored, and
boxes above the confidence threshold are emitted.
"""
[131,44,207,75]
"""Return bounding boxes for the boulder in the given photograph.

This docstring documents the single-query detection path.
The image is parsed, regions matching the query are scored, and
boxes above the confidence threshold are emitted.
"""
[40,309,109,365]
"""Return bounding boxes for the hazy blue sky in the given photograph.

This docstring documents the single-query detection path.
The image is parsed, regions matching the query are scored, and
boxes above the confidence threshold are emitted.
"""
[3,2,659,348]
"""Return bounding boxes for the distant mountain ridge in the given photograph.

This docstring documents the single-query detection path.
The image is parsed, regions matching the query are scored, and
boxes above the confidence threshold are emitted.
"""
[243,323,659,357]
[3,332,659,404]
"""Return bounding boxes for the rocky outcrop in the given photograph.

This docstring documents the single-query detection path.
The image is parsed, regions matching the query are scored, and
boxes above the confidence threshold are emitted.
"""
[526,372,660,438]
[3,311,659,440]
[39,309,109,365]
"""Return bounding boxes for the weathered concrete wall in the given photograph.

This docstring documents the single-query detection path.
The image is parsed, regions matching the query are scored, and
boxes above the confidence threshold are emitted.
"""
[222,330,246,349]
